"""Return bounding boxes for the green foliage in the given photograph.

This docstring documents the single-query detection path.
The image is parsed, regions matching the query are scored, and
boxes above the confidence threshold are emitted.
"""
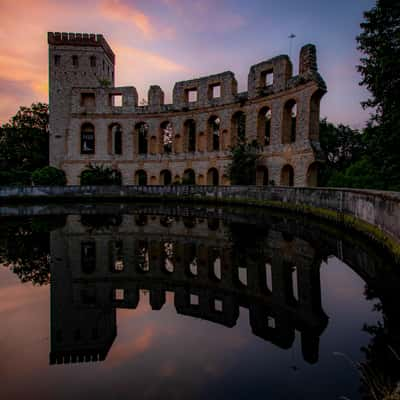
[226,137,261,185]
[0,169,31,186]
[355,1,400,189]
[32,166,66,186]
[0,103,49,171]
[326,157,383,189]
[80,164,122,185]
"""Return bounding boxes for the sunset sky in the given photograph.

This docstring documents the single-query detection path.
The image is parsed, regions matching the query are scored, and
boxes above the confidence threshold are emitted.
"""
[0,0,375,128]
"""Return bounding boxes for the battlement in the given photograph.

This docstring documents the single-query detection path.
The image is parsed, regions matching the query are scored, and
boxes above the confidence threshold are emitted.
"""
[48,32,115,64]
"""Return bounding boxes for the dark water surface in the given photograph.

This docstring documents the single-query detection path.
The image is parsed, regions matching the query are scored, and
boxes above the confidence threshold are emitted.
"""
[0,203,399,400]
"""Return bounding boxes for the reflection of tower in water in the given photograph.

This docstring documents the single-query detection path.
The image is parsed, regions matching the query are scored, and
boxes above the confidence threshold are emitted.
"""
[49,212,329,365]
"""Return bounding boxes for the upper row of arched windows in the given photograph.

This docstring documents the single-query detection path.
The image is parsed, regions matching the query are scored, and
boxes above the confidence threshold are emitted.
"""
[79,100,300,156]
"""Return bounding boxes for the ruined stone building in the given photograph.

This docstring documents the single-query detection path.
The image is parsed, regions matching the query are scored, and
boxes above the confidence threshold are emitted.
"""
[48,32,326,186]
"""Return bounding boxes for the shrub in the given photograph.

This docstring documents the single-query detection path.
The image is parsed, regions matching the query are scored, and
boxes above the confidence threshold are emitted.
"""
[0,169,31,186]
[80,164,122,186]
[32,166,66,186]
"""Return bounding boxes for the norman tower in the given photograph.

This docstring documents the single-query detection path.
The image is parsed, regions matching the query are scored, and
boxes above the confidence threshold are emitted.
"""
[48,32,115,166]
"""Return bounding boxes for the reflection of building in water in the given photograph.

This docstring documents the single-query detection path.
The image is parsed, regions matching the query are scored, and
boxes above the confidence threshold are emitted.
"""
[49,213,329,365]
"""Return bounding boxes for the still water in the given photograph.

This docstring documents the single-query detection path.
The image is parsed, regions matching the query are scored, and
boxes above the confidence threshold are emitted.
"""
[0,203,399,400]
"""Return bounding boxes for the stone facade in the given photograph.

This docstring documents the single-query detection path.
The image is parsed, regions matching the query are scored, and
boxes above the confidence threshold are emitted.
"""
[48,32,327,186]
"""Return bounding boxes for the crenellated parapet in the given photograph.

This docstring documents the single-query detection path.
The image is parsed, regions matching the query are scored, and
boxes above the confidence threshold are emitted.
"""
[48,32,115,64]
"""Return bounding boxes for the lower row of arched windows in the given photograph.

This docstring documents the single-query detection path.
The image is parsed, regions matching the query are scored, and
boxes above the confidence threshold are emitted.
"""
[128,162,320,187]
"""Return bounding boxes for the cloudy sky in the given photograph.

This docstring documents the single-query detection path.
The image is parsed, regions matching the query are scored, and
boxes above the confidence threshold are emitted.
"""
[0,0,375,127]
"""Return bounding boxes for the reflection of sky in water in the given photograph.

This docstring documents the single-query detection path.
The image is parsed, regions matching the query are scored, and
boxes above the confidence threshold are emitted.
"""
[0,254,380,400]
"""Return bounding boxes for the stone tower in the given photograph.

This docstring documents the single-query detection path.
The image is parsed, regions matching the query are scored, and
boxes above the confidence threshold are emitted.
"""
[48,32,115,167]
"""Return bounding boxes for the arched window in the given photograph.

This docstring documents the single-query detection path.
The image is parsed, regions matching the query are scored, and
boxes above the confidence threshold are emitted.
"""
[207,168,219,185]
[90,55,96,67]
[161,121,173,154]
[231,111,246,145]
[160,169,172,185]
[184,119,196,152]
[135,170,147,186]
[282,100,297,144]
[183,169,196,185]
[281,164,294,186]
[136,122,148,155]
[110,123,122,155]
[258,107,272,146]
[208,116,220,151]
[310,90,324,140]
[256,166,269,185]
[81,242,96,274]
[81,123,95,154]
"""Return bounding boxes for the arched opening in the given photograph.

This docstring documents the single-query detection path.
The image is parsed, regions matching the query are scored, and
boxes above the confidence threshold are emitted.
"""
[81,242,96,274]
[184,119,196,152]
[281,164,294,186]
[310,90,324,140]
[81,123,95,154]
[256,166,269,185]
[282,100,297,144]
[258,107,272,146]
[231,111,246,145]
[135,122,148,155]
[135,170,147,186]
[207,168,219,185]
[208,116,220,151]
[160,121,173,154]
[183,169,196,185]
[306,162,322,187]
[109,123,122,155]
[160,169,172,185]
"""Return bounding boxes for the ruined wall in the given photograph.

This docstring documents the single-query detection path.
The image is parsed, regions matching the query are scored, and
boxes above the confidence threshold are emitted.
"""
[48,32,326,186]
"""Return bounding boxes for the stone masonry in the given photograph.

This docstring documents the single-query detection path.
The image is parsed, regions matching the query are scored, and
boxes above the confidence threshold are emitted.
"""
[48,32,327,186]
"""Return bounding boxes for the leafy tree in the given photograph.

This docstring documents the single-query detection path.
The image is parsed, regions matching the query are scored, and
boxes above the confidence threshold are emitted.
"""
[32,166,66,186]
[318,118,367,187]
[80,164,122,185]
[0,103,49,171]
[226,137,261,185]
[319,118,365,171]
[356,1,400,190]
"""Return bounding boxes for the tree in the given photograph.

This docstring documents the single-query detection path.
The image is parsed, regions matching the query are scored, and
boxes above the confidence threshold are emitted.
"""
[80,164,122,185]
[0,103,49,171]
[356,1,400,190]
[32,166,66,186]
[226,137,261,185]
[318,118,368,187]
[319,118,365,171]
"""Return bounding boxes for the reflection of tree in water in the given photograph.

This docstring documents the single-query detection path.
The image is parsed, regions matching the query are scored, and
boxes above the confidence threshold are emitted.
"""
[137,240,149,272]
[358,285,400,400]
[164,241,175,272]
[0,216,65,285]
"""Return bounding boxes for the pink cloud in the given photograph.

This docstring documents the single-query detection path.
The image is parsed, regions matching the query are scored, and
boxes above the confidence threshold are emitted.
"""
[100,0,156,39]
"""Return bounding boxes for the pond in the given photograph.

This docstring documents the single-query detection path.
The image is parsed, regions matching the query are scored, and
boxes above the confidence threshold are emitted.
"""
[0,203,399,400]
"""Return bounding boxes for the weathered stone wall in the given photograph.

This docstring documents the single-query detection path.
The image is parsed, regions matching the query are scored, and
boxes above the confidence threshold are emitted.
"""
[48,33,327,187]
[1,186,400,251]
